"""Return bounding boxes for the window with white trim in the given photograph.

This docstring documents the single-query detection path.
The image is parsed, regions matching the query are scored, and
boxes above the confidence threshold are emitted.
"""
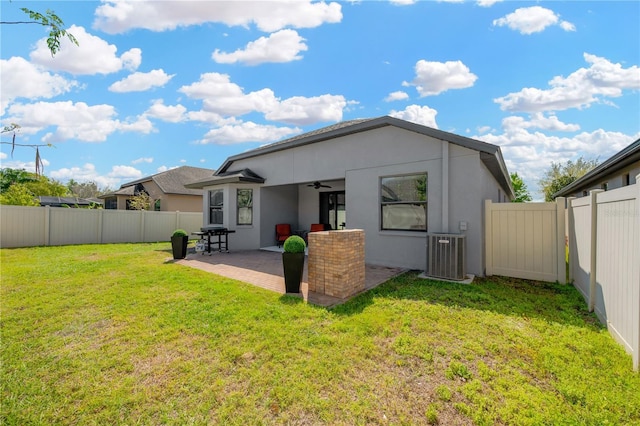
[380,173,427,231]
[237,189,252,225]
[209,189,223,225]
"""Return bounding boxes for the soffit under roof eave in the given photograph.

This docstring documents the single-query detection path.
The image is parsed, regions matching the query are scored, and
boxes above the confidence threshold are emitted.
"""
[480,151,515,199]
[185,176,264,189]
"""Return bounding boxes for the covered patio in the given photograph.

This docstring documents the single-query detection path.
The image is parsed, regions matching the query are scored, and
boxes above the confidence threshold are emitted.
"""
[175,249,406,308]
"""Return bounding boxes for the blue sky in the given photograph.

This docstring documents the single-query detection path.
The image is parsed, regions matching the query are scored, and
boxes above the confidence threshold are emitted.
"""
[1,0,639,200]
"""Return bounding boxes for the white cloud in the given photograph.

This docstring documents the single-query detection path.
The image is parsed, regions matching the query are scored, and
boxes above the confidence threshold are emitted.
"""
[5,101,154,143]
[213,29,308,65]
[1,158,51,174]
[180,72,348,125]
[94,0,342,34]
[477,0,502,7]
[109,69,174,93]
[197,122,301,145]
[502,113,580,132]
[46,163,128,189]
[179,73,266,116]
[492,6,575,35]
[389,105,438,128]
[560,21,576,32]
[475,125,638,200]
[0,152,6,160]
[495,53,640,113]
[30,26,141,75]
[108,165,144,183]
[265,94,346,125]
[0,57,78,115]
[385,91,409,102]
[403,59,477,97]
[132,157,153,164]
[144,100,187,123]
[390,0,417,5]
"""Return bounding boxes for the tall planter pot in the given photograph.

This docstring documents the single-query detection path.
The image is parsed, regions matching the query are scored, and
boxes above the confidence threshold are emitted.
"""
[282,252,305,293]
[171,235,188,259]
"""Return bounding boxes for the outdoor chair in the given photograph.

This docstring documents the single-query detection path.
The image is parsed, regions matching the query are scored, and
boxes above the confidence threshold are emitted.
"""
[309,223,325,233]
[275,223,292,247]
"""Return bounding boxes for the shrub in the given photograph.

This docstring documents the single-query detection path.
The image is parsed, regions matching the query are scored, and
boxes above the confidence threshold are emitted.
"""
[283,235,306,253]
[172,229,188,237]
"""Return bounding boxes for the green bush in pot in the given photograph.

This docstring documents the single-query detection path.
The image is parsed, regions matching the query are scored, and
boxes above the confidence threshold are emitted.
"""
[282,235,306,293]
[171,229,189,259]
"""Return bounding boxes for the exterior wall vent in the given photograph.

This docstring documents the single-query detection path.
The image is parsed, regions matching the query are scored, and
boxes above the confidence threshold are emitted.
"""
[426,233,466,281]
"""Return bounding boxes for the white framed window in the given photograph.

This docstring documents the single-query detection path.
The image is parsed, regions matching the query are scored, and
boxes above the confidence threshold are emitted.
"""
[380,173,427,231]
[237,188,252,225]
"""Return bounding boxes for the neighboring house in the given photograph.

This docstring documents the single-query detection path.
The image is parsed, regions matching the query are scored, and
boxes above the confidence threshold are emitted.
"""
[554,138,640,198]
[38,196,103,208]
[186,116,513,275]
[100,166,215,212]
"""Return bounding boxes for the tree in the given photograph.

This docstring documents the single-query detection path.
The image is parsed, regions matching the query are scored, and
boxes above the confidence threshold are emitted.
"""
[1,7,78,56]
[539,157,599,202]
[0,167,36,192]
[510,172,532,203]
[0,168,68,206]
[0,184,40,206]
[67,179,110,199]
[128,193,154,211]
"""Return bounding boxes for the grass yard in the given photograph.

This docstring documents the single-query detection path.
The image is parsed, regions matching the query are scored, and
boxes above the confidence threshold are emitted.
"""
[1,243,639,425]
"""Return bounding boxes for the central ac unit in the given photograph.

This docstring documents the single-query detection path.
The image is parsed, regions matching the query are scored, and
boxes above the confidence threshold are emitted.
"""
[426,233,466,281]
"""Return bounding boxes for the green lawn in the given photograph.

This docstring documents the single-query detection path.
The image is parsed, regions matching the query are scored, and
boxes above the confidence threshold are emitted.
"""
[2,243,639,425]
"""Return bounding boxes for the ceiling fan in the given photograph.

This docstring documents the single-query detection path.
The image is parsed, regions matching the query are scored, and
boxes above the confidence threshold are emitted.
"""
[308,181,332,189]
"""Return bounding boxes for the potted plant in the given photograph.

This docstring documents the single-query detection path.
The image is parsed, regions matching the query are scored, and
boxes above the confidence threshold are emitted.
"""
[171,229,189,259]
[282,235,306,293]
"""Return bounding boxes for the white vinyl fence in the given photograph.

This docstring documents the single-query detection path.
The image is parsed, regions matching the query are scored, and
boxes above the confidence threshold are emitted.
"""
[567,180,640,371]
[485,198,566,283]
[0,205,203,248]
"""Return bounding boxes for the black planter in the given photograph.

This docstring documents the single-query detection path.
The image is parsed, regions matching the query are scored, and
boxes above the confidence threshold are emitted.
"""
[171,235,188,259]
[282,252,305,293]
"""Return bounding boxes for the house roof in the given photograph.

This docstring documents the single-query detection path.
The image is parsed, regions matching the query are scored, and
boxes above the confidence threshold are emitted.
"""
[102,166,215,198]
[213,116,514,197]
[185,168,265,188]
[553,138,640,198]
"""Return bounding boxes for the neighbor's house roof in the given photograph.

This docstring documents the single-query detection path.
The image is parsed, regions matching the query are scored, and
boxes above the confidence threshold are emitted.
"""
[187,116,514,197]
[38,196,102,207]
[101,165,215,198]
[553,138,640,198]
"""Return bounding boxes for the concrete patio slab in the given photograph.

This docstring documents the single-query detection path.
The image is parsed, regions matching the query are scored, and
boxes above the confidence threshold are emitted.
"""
[173,250,406,308]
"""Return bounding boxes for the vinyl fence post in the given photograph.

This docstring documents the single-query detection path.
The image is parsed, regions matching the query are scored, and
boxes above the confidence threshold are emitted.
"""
[97,208,103,244]
[588,189,603,312]
[556,197,566,283]
[566,197,576,283]
[484,199,493,276]
[634,175,640,371]
[140,210,145,243]
[44,205,51,246]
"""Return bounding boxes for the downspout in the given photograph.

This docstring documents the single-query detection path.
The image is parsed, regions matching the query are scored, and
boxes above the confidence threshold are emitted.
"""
[442,140,449,233]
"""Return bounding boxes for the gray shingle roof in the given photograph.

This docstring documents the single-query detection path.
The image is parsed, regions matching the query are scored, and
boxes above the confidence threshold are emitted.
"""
[122,166,215,195]
[216,116,514,198]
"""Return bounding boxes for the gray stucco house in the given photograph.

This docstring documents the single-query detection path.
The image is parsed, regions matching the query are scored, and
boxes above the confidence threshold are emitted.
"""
[187,116,513,276]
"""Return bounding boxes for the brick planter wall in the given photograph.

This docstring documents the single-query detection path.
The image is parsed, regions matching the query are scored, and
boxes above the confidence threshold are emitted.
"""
[307,229,365,299]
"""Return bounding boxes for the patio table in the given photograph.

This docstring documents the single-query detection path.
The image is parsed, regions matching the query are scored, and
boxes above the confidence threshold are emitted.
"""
[192,227,236,254]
